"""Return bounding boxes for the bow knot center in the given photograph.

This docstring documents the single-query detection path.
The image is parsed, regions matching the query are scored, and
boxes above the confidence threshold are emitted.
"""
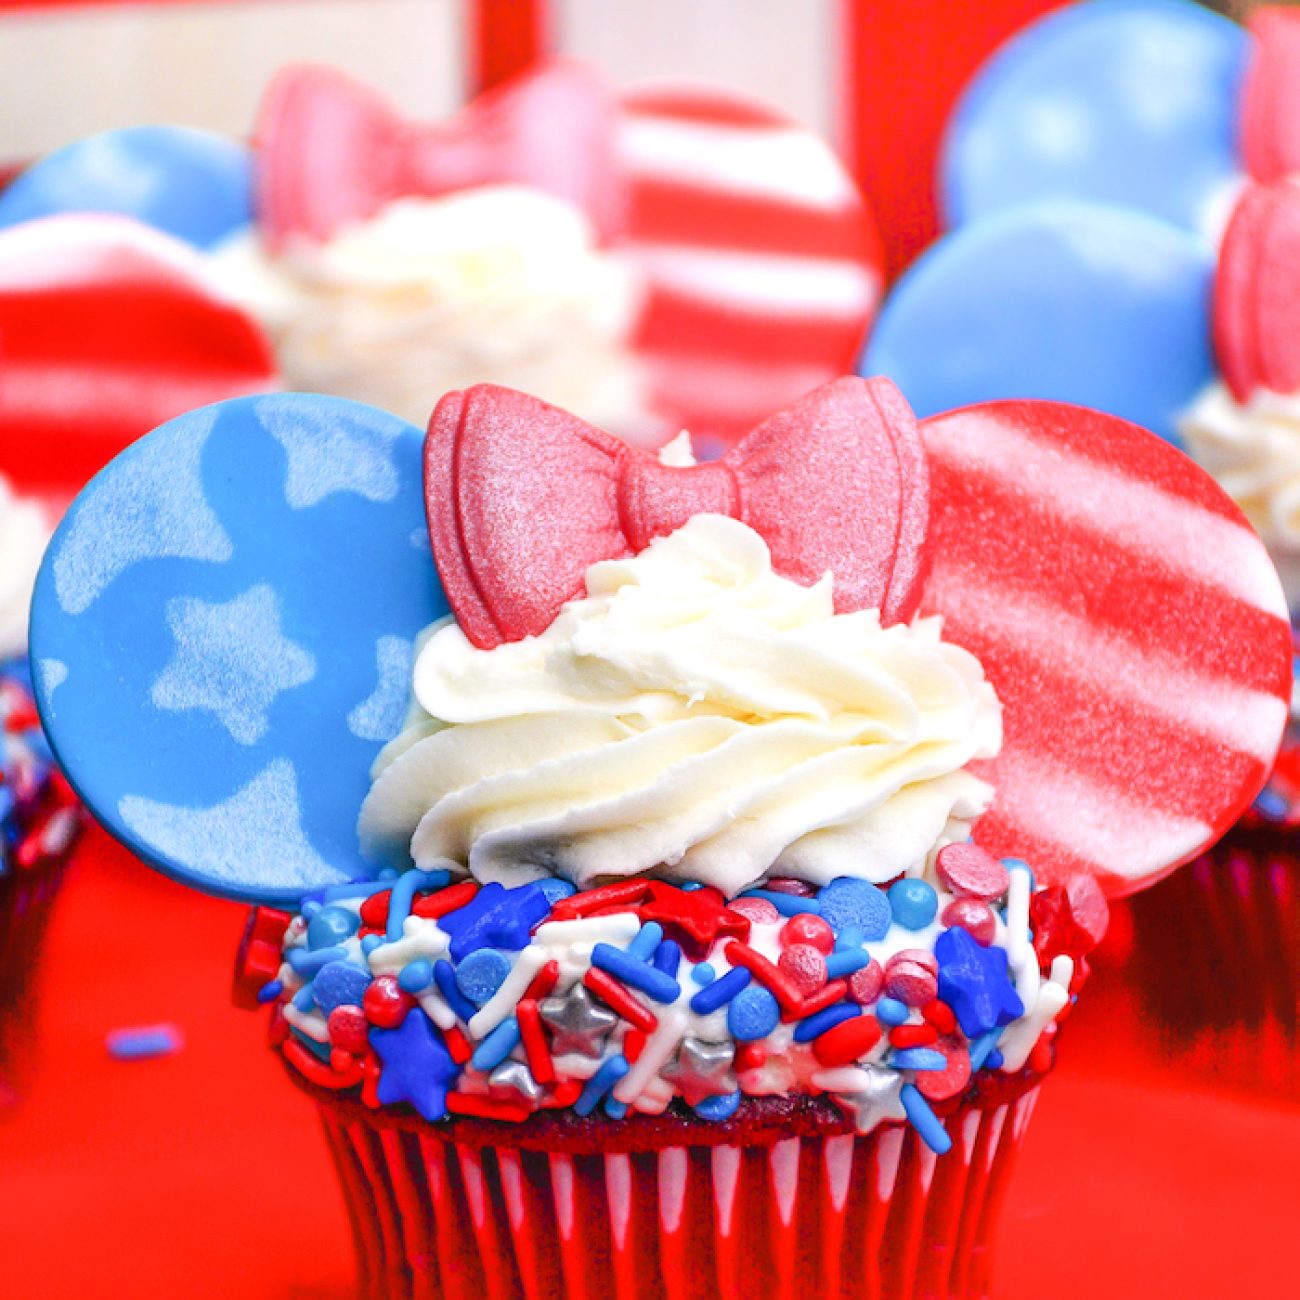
[617,454,740,553]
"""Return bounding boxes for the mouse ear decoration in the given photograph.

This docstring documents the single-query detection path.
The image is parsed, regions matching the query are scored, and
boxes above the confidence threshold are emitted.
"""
[424,378,930,649]
[0,215,278,504]
[29,394,445,904]
[1214,177,1300,403]
[1241,7,1300,183]
[920,399,1292,897]
[255,60,624,251]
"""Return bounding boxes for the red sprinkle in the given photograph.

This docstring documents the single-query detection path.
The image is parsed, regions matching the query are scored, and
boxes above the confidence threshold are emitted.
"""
[327,1004,370,1054]
[1028,1035,1054,1076]
[812,1016,882,1067]
[727,897,781,925]
[447,1093,532,1123]
[922,1000,957,1035]
[358,890,392,930]
[360,1054,382,1109]
[724,941,803,1012]
[889,1022,938,1049]
[786,978,849,1021]
[734,1042,767,1072]
[941,897,997,946]
[363,975,415,1028]
[515,999,555,1084]
[523,959,560,1002]
[329,1047,354,1073]
[284,1038,363,1089]
[764,877,816,896]
[443,1025,473,1065]
[550,879,651,920]
[624,1029,647,1064]
[935,842,1009,900]
[583,968,659,1034]
[413,879,480,920]
[846,961,885,1006]
[777,942,828,995]
[542,1080,583,1109]
[780,913,834,954]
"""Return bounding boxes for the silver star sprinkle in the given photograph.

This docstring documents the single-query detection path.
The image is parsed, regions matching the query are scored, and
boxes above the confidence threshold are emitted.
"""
[489,1060,543,1106]
[539,984,618,1058]
[836,1066,906,1134]
[662,1036,737,1107]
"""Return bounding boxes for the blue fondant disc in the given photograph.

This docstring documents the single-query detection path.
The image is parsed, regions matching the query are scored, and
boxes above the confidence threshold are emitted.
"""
[0,126,253,249]
[942,0,1247,235]
[863,201,1216,444]
[29,394,447,903]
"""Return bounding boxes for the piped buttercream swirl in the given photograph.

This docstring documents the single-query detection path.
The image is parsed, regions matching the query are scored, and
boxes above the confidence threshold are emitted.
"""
[360,515,1002,897]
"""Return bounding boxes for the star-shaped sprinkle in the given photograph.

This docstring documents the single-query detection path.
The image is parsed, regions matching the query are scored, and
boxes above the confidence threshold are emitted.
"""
[151,583,316,745]
[489,1060,544,1106]
[834,1066,906,1133]
[636,882,750,961]
[935,927,1025,1039]
[662,1036,737,1107]
[371,1007,461,1121]
[539,985,618,1058]
[440,881,552,961]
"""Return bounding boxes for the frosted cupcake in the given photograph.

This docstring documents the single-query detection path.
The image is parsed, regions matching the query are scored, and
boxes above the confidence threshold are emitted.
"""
[29,376,1287,1293]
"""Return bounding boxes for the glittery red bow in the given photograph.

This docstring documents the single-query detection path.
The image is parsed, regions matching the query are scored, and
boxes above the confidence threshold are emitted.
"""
[255,60,623,250]
[424,378,931,649]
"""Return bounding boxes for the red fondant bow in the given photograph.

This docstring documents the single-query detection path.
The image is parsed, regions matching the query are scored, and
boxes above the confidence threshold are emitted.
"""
[255,60,623,251]
[1242,8,1300,183]
[424,379,931,648]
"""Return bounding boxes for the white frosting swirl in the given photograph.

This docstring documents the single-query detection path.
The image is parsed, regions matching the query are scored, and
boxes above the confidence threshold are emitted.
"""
[1181,382,1300,609]
[0,476,50,660]
[209,185,649,432]
[360,515,1002,897]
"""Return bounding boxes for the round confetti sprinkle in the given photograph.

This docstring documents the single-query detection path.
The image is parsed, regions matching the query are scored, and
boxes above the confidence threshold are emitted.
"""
[764,877,816,896]
[942,897,997,946]
[780,912,834,953]
[915,1042,972,1102]
[311,960,371,1014]
[847,959,885,1005]
[327,1005,370,1054]
[935,842,1009,900]
[727,897,781,924]
[777,942,828,995]
[889,878,938,931]
[307,904,360,950]
[817,878,891,940]
[727,984,781,1041]
[693,1090,742,1121]
[455,948,513,1006]
[884,956,938,1008]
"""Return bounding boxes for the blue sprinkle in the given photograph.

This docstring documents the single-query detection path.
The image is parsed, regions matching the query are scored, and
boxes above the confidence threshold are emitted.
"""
[398,960,435,994]
[680,882,705,892]
[470,1016,520,1071]
[307,905,359,950]
[538,877,577,906]
[378,867,400,881]
[835,926,864,951]
[693,1090,741,1121]
[604,1097,629,1120]
[592,944,680,1003]
[727,985,780,1041]
[257,979,283,1004]
[691,963,716,986]
[626,922,664,962]
[874,997,909,1027]
[455,948,513,1006]
[825,948,870,980]
[433,959,478,1022]
[689,966,751,1015]
[739,888,821,917]
[319,878,394,902]
[889,879,939,931]
[311,961,371,1014]
[287,945,347,977]
[301,900,322,919]
[386,868,453,943]
[361,935,385,958]
[891,1048,947,1072]
[901,1083,952,1154]
[1256,788,1289,821]
[986,1049,1004,1070]
[653,940,682,980]
[969,1029,1002,1071]
[1003,858,1034,890]
[106,1024,182,1061]
[575,1056,629,1116]
[817,878,891,940]
[292,983,315,1012]
[793,1003,859,1042]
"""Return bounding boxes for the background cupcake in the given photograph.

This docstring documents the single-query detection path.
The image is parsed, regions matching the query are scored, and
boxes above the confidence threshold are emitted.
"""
[864,0,1300,1098]
[27,374,1289,1294]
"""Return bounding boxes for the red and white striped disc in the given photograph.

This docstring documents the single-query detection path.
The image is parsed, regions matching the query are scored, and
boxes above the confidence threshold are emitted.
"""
[0,214,279,507]
[920,399,1293,896]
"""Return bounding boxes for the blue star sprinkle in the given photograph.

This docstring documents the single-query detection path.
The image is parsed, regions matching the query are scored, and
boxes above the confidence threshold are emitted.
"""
[935,926,1024,1039]
[372,1008,461,1122]
[440,881,551,961]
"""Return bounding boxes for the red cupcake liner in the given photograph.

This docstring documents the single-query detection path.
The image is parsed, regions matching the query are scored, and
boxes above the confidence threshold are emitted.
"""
[1120,827,1299,1098]
[0,849,73,1106]
[312,1082,1041,1300]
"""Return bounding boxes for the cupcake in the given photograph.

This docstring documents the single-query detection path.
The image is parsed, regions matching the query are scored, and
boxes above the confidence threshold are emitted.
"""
[28,378,1288,1294]
[864,1,1300,1097]
[0,475,82,1105]
[0,60,881,455]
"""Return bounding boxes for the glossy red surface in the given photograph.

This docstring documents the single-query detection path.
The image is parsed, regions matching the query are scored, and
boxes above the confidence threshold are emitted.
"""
[3,825,1298,1298]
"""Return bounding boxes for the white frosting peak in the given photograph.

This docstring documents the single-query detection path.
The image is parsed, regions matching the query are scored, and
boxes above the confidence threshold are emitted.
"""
[1181,382,1300,608]
[360,516,1002,896]
[0,476,50,660]
[210,184,648,432]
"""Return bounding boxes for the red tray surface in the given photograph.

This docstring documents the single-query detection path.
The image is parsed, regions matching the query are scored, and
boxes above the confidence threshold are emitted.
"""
[3,826,1297,1298]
